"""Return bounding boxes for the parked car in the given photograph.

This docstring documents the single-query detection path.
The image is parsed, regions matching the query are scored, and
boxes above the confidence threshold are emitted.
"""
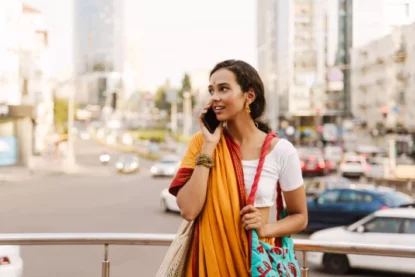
[305,176,352,199]
[160,188,180,212]
[324,159,338,173]
[339,155,371,178]
[0,245,23,277]
[306,185,414,231]
[307,208,415,275]
[151,155,180,177]
[115,154,140,174]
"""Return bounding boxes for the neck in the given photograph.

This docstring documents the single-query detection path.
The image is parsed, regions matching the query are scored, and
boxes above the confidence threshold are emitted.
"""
[226,114,260,145]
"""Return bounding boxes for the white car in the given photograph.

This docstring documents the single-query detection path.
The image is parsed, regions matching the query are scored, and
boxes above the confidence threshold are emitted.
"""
[151,155,180,177]
[307,208,415,275]
[160,188,180,212]
[339,155,370,178]
[0,245,23,277]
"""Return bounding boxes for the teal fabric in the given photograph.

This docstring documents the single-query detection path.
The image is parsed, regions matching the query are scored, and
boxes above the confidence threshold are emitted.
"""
[251,211,300,277]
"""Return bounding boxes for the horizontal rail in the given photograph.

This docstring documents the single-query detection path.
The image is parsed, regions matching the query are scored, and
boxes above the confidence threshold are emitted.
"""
[0,233,414,258]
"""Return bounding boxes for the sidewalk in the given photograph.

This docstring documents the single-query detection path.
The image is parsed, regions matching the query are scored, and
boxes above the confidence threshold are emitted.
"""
[0,166,35,183]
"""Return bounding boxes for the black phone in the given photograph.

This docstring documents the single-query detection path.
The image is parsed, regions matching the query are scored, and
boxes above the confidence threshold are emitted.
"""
[201,108,220,134]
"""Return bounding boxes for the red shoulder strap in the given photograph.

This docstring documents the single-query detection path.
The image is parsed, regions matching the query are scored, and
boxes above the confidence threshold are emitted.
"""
[247,133,275,205]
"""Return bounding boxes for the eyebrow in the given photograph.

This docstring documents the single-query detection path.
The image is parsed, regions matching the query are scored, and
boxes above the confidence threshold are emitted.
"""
[208,82,230,89]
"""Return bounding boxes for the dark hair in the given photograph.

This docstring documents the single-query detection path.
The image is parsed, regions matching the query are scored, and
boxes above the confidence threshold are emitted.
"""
[210,59,271,133]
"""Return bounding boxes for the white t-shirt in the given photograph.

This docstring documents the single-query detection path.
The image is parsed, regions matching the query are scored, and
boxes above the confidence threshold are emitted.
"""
[242,139,303,207]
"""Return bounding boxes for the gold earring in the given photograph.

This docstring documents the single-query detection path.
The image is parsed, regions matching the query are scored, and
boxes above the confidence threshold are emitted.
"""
[244,102,251,114]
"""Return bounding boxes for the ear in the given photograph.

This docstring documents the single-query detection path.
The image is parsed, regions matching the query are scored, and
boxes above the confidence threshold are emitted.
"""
[246,88,256,105]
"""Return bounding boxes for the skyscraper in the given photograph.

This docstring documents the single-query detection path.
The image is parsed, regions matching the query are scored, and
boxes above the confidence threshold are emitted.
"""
[74,0,124,76]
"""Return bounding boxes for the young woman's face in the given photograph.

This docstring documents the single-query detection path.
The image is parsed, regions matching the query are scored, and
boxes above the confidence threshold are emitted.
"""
[208,68,246,122]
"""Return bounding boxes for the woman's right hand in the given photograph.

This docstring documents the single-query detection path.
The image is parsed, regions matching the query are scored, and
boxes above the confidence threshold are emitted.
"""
[198,101,223,145]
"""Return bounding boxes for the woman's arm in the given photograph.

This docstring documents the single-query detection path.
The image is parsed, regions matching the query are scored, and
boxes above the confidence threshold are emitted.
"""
[262,186,308,237]
[241,146,308,237]
[176,142,216,221]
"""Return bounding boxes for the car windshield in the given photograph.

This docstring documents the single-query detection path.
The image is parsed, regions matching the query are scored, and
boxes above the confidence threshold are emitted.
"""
[118,155,138,162]
[161,160,178,164]
[380,191,414,207]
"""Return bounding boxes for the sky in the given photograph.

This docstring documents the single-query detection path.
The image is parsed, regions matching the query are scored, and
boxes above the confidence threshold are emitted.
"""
[24,0,257,90]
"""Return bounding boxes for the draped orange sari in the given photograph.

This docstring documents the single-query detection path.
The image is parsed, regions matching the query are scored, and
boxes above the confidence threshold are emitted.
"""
[169,131,273,276]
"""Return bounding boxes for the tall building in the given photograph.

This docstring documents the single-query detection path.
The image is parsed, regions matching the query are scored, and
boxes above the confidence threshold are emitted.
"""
[337,0,415,117]
[73,0,125,108]
[74,0,124,75]
[351,22,415,133]
[257,0,337,135]
[0,2,53,166]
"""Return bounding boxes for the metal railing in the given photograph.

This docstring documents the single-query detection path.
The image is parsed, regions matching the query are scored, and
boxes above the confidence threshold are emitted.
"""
[1,233,415,277]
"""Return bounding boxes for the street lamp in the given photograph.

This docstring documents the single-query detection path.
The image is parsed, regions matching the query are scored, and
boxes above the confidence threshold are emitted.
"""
[183,91,192,138]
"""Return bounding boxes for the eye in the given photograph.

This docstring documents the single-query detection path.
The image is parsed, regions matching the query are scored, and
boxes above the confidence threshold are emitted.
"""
[208,89,214,95]
[220,87,228,92]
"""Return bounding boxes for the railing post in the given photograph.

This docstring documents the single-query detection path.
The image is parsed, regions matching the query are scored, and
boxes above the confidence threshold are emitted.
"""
[102,244,110,277]
[301,251,309,277]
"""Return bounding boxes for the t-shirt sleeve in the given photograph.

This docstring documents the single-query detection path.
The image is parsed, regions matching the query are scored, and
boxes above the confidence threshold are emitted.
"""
[279,143,304,191]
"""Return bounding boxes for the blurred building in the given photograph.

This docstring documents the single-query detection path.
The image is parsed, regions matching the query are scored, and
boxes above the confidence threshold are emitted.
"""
[74,0,124,75]
[257,0,338,136]
[258,0,415,142]
[351,22,415,133]
[337,0,415,118]
[19,4,54,155]
[73,0,126,111]
[0,1,53,165]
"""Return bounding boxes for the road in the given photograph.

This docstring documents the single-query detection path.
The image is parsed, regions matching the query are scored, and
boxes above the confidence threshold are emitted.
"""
[0,138,411,277]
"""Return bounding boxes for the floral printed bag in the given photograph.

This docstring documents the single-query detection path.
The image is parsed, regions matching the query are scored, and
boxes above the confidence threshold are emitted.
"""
[248,133,301,277]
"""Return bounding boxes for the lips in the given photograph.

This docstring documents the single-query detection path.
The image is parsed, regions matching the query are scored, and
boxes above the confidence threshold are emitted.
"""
[213,106,225,114]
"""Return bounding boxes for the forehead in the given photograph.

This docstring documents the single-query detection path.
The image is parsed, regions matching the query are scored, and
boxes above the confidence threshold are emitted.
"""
[209,68,237,86]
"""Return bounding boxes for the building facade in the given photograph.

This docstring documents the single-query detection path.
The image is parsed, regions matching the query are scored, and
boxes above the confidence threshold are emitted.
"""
[257,0,338,138]
[0,1,52,165]
[351,22,415,133]
[73,0,126,115]
[74,0,124,75]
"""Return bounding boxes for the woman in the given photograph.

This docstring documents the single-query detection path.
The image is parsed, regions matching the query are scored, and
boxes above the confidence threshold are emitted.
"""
[169,60,307,276]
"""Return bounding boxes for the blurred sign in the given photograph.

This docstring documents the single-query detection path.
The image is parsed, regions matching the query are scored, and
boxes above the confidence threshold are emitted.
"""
[166,90,178,103]
[0,137,17,165]
[323,123,338,141]
[0,104,9,116]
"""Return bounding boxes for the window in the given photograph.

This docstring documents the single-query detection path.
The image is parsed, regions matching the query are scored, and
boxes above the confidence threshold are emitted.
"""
[317,190,340,204]
[402,219,415,234]
[338,190,357,203]
[363,217,401,233]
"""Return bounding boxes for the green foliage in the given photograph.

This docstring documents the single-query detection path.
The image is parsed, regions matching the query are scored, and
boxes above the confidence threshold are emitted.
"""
[53,97,79,134]
[53,97,69,134]
[177,73,195,112]
[126,129,167,142]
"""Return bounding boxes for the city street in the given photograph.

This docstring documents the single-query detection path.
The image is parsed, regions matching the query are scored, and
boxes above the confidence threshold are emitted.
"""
[0,138,411,277]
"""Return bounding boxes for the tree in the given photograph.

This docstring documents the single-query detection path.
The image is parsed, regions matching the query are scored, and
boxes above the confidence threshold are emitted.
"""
[178,73,195,112]
[53,97,79,134]
[53,97,69,134]
[154,80,171,112]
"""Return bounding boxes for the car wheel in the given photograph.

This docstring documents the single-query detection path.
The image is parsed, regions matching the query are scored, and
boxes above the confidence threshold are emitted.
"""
[323,254,350,274]
[160,199,169,213]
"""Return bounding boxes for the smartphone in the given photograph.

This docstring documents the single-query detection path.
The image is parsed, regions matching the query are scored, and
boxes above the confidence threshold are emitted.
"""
[201,107,220,134]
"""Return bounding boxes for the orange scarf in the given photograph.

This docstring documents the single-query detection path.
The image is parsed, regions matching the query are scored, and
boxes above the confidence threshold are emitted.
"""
[169,131,251,276]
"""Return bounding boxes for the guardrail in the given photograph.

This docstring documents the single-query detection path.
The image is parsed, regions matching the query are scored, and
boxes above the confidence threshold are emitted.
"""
[1,233,415,277]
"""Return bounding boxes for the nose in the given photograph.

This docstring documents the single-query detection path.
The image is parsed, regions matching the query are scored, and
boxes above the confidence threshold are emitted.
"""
[210,91,220,101]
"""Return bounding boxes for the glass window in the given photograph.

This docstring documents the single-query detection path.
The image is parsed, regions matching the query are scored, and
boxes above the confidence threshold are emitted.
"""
[317,190,340,204]
[363,217,401,233]
[338,190,357,203]
[402,219,415,234]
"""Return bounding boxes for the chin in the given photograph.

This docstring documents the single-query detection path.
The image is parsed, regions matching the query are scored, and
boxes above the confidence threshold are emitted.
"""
[215,114,228,122]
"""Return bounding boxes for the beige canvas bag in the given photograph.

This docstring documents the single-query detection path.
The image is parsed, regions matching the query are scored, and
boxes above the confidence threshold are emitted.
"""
[155,220,194,277]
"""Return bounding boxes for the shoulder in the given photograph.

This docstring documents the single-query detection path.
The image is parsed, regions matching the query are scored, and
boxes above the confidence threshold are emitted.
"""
[186,131,205,152]
[273,138,298,157]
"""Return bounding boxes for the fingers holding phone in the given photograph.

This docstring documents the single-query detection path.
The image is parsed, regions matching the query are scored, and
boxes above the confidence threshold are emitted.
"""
[199,102,222,144]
